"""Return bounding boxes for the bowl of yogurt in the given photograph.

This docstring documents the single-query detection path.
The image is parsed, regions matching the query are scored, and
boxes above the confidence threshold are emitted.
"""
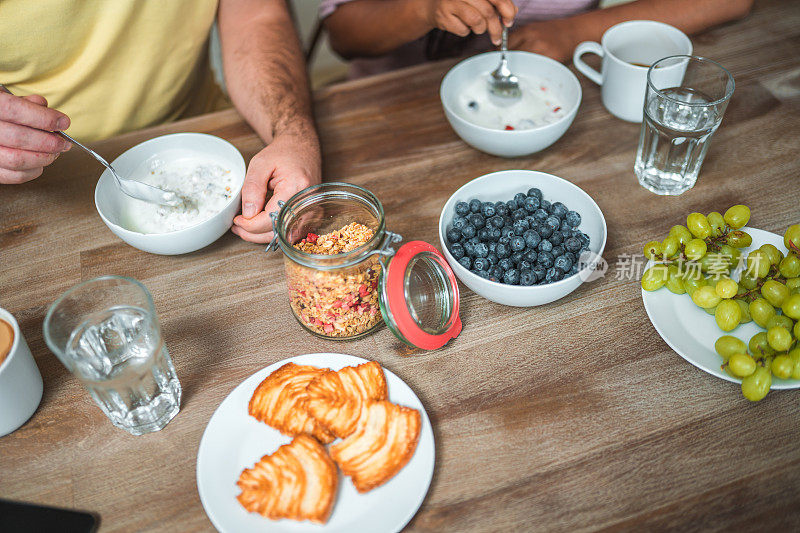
[440,51,582,157]
[95,133,246,255]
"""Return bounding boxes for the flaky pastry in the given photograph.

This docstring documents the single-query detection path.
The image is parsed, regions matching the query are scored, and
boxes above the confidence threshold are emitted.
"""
[306,361,388,439]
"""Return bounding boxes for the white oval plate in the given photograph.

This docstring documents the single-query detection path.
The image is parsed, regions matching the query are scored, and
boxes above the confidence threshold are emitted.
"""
[197,353,435,532]
[642,227,799,390]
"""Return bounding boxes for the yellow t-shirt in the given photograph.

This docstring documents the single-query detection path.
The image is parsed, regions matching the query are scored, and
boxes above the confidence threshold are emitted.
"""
[0,0,228,142]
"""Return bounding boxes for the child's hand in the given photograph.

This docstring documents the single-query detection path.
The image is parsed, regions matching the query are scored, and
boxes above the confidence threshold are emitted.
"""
[426,0,517,45]
[508,19,577,62]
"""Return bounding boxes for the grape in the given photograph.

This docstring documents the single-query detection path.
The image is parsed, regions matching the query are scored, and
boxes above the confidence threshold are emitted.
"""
[727,230,752,248]
[715,278,738,299]
[741,365,771,401]
[736,299,752,324]
[641,266,668,291]
[739,273,758,290]
[692,286,722,309]
[749,298,776,328]
[715,300,742,331]
[766,314,794,332]
[707,212,725,237]
[782,293,800,320]
[684,275,707,296]
[787,278,800,292]
[687,213,711,239]
[790,347,800,379]
[767,326,793,352]
[685,239,707,261]
[665,265,685,294]
[771,355,793,380]
[795,320,800,341]
[669,224,693,245]
[643,240,663,260]
[761,279,790,307]
[749,332,775,358]
[746,250,770,278]
[728,353,756,377]
[704,305,717,316]
[759,244,783,266]
[715,336,747,360]
[661,235,679,258]
[724,205,750,229]
[785,224,800,251]
[780,255,800,279]
[718,244,740,265]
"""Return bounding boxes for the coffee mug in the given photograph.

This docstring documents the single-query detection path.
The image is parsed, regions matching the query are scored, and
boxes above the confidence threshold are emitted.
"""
[0,307,43,437]
[573,20,692,122]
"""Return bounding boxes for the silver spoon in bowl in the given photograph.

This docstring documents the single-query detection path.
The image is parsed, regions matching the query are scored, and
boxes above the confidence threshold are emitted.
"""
[488,27,522,100]
[1,85,183,207]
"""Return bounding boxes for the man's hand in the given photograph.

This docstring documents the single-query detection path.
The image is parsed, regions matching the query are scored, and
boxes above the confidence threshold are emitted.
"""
[231,130,321,244]
[426,0,517,45]
[0,92,71,184]
[508,19,578,63]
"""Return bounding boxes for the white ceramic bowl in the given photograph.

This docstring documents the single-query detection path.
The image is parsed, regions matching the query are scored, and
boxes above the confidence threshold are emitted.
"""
[438,170,607,307]
[440,51,582,158]
[95,133,246,255]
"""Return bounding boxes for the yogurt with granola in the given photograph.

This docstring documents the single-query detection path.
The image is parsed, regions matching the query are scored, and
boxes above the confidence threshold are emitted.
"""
[457,74,567,130]
[121,159,235,234]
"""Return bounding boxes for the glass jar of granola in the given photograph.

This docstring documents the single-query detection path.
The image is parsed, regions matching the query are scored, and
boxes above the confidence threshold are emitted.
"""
[271,183,462,349]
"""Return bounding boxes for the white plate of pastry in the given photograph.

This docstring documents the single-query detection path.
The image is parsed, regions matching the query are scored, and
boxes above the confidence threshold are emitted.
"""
[196,353,435,532]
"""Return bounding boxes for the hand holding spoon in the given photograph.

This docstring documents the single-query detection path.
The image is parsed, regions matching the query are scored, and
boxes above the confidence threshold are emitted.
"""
[488,27,522,100]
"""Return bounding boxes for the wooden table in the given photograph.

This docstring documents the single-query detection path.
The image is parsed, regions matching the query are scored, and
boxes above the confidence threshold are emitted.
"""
[2,1,799,530]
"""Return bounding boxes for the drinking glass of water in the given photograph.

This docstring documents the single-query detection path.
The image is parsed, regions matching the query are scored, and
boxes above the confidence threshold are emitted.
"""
[635,55,734,195]
[44,276,181,435]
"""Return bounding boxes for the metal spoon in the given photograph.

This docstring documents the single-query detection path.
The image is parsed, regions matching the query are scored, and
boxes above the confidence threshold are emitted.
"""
[0,85,182,207]
[488,28,521,100]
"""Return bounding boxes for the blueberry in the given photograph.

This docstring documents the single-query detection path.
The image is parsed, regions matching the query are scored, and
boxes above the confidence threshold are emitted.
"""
[481,202,496,218]
[565,237,581,252]
[525,215,537,227]
[545,215,561,231]
[540,199,551,212]
[498,236,510,246]
[468,213,485,229]
[486,253,498,266]
[452,216,467,230]
[449,242,464,259]
[469,199,482,213]
[504,216,514,228]
[495,242,511,259]
[511,209,527,221]
[519,269,536,286]
[473,256,490,271]
[538,251,554,269]
[463,240,476,257]
[569,265,579,275]
[527,187,543,200]
[549,267,564,281]
[461,224,476,239]
[551,202,568,218]
[560,219,572,231]
[523,249,538,263]
[537,239,553,253]
[514,193,528,206]
[488,242,497,254]
[458,256,472,269]
[501,227,515,240]
[495,203,509,217]
[511,236,526,251]
[473,242,489,258]
[489,228,502,241]
[555,254,573,273]
[455,202,470,216]
[579,232,591,247]
[565,210,582,228]
[498,258,514,271]
[511,251,524,265]
[533,208,549,222]
[477,228,491,242]
[565,252,577,264]
[519,260,533,271]
[560,229,573,240]
[503,269,520,285]
[523,196,540,213]
[523,229,541,249]
[467,236,480,245]
[446,228,461,243]
[549,231,563,246]
[512,219,529,235]
[489,215,505,229]
[538,224,554,239]
[551,245,565,258]
[506,199,518,211]
[533,265,547,281]
[475,269,492,280]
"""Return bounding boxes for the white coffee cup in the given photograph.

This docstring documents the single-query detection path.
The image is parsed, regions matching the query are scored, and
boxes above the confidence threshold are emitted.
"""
[573,20,692,122]
[0,307,43,437]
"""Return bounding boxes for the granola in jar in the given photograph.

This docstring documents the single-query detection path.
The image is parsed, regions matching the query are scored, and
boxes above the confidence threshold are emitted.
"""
[286,222,383,338]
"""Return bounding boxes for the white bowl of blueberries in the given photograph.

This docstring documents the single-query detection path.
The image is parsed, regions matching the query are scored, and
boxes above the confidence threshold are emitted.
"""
[438,170,607,307]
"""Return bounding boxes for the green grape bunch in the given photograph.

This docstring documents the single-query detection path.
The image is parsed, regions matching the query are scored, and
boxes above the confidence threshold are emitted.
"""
[641,207,800,402]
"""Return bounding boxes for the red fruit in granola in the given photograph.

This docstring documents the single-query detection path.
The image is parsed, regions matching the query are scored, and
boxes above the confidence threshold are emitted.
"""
[332,300,343,308]
[358,284,369,298]
[306,232,319,244]
[323,323,334,333]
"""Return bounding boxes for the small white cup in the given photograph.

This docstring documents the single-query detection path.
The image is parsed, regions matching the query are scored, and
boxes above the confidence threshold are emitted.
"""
[573,20,692,122]
[0,307,43,437]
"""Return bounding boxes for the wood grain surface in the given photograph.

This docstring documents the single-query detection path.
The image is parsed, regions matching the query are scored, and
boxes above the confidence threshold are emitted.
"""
[2,1,799,531]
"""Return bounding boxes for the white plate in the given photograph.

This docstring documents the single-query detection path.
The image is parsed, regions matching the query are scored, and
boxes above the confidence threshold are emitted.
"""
[642,227,799,389]
[196,353,435,532]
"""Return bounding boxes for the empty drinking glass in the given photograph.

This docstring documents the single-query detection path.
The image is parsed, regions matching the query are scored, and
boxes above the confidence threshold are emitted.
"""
[635,55,734,195]
[43,276,181,435]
